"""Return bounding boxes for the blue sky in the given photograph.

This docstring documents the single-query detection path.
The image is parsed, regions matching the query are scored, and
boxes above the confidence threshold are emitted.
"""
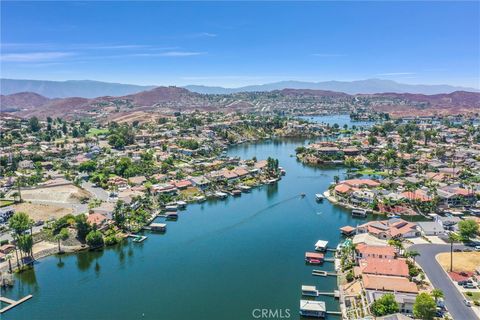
[1,1,479,88]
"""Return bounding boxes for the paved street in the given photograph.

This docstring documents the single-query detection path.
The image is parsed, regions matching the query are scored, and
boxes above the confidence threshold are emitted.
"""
[409,244,478,320]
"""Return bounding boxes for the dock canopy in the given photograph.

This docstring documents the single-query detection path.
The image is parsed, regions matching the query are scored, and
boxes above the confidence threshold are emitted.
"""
[150,223,167,231]
[314,240,328,251]
[305,252,324,260]
[300,300,326,317]
[302,285,317,291]
[340,226,356,235]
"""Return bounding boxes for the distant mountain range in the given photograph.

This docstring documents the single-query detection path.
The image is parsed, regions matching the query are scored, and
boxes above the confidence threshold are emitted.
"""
[2,85,479,120]
[0,79,155,99]
[1,78,478,98]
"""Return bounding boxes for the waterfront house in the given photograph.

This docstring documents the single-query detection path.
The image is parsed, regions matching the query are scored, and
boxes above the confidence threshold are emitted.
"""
[355,258,409,278]
[173,179,193,190]
[416,221,445,236]
[189,176,211,190]
[357,219,419,240]
[367,291,417,316]
[355,244,396,260]
[362,274,418,294]
[87,213,108,229]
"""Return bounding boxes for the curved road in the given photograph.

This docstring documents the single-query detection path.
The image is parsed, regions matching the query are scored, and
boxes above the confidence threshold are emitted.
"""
[409,244,478,320]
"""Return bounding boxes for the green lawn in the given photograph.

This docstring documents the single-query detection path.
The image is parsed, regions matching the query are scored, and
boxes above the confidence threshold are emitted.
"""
[0,200,14,207]
[465,291,480,301]
[87,128,109,137]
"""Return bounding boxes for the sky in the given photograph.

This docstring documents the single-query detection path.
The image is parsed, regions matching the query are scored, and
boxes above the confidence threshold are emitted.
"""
[1,1,479,88]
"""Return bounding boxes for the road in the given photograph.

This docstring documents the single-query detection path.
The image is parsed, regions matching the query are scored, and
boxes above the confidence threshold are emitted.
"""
[81,180,109,202]
[409,244,478,320]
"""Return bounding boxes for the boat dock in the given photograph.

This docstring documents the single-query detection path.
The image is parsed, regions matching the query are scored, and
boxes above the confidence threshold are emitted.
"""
[326,310,342,315]
[0,295,33,314]
[312,270,337,277]
[316,290,340,298]
[127,234,147,242]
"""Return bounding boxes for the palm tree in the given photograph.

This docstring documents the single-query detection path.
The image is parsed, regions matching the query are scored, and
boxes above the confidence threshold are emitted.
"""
[55,228,69,253]
[431,289,444,302]
[407,250,420,263]
[448,233,460,272]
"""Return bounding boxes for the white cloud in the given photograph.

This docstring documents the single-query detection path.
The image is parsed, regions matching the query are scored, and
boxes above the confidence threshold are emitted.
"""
[1,51,76,62]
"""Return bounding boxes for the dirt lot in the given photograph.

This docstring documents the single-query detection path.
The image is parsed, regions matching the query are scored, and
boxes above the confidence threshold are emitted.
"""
[20,185,90,203]
[12,203,74,222]
[437,252,480,273]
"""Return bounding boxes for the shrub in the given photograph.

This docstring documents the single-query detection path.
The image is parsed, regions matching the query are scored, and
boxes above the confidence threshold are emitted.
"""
[86,230,104,248]
[104,235,119,246]
[346,270,354,282]
[474,300,480,306]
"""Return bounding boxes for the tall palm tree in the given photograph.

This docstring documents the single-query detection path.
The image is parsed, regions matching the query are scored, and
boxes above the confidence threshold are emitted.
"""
[448,233,460,272]
[407,250,420,263]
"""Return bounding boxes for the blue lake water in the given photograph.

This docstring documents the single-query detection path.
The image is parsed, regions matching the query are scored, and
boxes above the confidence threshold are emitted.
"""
[2,116,376,320]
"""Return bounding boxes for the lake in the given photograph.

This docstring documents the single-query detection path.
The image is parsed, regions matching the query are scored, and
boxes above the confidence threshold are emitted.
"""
[3,116,376,320]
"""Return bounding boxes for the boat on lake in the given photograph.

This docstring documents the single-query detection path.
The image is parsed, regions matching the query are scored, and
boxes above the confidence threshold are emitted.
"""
[315,193,324,202]
[165,205,178,212]
[232,189,241,196]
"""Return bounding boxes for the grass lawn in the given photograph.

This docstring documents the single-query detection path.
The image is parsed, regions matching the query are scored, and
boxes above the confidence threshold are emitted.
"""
[86,128,109,137]
[437,252,480,273]
[465,291,480,301]
[180,187,201,198]
[0,200,15,207]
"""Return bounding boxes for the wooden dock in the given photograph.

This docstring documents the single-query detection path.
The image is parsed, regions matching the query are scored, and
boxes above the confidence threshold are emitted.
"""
[326,310,342,315]
[317,291,340,298]
[0,295,33,314]
[312,270,337,277]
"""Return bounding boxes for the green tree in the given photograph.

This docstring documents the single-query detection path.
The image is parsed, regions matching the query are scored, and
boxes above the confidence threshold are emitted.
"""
[458,220,479,240]
[413,293,436,320]
[55,228,70,252]
[28,116,41,132]
[431,289,444,302]
[370,293,399,316]
[86,230,104,248]
[17,234,34,259]
[78,160,97,172]
[75,214,91,242]
[8,211,33,235]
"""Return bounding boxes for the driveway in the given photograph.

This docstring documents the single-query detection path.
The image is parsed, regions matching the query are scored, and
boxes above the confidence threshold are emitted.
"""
[409,244,479,320]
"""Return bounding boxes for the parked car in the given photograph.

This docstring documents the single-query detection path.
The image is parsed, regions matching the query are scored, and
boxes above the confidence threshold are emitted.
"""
[475,245,480,251]
[464,299,472,307]
[34,220,44,227]
[464,283,476,289]
[454,248,462,252]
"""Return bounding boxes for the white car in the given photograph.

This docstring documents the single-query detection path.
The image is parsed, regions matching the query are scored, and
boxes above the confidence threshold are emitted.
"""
[464,299,472,307]
[475,245,480,251]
